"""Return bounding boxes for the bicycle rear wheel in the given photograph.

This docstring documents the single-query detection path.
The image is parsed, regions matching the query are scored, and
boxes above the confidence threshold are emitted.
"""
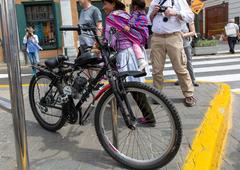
[29,72,66,132]
[94,82,182,170]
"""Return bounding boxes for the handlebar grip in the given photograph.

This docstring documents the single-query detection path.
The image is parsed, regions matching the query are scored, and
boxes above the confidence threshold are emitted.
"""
[60,25,80,32]
[81,24,96,32]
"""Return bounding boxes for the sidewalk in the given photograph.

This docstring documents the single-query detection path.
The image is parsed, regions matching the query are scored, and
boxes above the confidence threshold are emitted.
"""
[217,43,240,54]
[0,82,219,170]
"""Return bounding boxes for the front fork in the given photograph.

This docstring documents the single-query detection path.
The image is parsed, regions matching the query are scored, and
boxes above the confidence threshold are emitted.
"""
[110,77,136,130]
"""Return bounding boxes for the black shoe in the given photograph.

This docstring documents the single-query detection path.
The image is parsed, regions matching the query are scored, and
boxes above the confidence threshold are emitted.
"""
[193,81,200,87]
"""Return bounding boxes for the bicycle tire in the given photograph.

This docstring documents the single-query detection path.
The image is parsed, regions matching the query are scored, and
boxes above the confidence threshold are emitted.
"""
[94,81,182,170]
[29,72,66,132]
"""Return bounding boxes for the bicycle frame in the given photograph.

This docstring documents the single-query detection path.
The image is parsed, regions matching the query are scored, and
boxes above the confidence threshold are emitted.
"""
[36,24,144,128]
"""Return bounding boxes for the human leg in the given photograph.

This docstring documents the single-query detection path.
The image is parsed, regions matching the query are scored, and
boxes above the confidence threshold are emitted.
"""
[28,52,36,75]
[185,46,199,86]
[166,33,195,106]
[228,37,235,53]
[132,43,147,71]
[150,34,167,90]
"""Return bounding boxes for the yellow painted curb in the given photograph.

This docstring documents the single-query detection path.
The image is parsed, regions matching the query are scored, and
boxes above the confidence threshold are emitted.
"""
[0,84,45,88]
[183,83,232,170]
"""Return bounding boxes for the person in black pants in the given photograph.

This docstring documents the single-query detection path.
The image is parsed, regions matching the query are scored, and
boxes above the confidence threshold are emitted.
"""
[225,19,239,54]
[228,37,237,54]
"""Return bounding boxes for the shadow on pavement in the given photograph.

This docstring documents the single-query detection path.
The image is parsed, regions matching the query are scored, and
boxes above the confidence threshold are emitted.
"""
[26,120,124,170]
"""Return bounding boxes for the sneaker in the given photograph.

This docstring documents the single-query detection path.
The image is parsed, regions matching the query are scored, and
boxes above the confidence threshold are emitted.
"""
[137,117,156,127]
[184,96,196,107]
[138,59,148,71]
[93,83,104,91]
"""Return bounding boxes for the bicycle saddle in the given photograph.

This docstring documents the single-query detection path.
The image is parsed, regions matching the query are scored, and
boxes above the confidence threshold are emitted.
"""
[75,51,102,67]
[45,55,69,69]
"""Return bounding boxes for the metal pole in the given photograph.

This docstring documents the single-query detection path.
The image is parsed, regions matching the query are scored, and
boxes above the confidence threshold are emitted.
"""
[111,98,118,148]
[0,0,29,170]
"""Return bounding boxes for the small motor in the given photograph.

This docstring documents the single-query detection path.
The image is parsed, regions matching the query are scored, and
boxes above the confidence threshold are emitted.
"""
[72,76,88,99]
[56,86,72,104]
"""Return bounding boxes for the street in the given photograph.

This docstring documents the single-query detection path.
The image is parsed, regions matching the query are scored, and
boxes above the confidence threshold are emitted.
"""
[1,52,240,93]
[147,53,240,93]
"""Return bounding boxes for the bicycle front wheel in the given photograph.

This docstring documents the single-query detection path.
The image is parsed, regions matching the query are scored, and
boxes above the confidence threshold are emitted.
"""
[94,82,182,170]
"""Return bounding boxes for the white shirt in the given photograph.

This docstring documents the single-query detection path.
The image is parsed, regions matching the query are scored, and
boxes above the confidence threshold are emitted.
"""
[147,0,194,34]
[23,34,42,53]
[225,23,239,37]
[23,34,39,44]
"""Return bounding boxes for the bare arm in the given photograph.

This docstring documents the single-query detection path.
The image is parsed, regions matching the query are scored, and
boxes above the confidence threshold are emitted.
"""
[147,1,160,23]
[175,0,194,23]
[96,21,103,36]
[93,8,103,37]
[236,25,240,36]
[182,22,196,38]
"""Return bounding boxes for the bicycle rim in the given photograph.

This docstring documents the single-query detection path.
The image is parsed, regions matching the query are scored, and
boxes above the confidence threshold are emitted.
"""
[96,85,180,168]
[32,75,63,125]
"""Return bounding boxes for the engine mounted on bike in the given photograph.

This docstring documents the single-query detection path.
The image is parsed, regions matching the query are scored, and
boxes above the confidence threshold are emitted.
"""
[71,76,88,99]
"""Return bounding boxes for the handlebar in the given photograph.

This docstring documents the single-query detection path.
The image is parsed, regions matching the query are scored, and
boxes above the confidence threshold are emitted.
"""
[60,24,97,35]
[60,24,102,48]
[60,24,117,52]
[60,25,80,32]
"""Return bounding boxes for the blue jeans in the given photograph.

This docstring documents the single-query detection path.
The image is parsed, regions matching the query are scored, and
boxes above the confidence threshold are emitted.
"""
[28,51,39,75]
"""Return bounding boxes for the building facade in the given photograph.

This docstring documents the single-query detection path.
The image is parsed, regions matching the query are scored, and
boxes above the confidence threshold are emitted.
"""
[0,0,80,63]
[200,0,240,37]
[229,0,240,24]
[0,0,154,63]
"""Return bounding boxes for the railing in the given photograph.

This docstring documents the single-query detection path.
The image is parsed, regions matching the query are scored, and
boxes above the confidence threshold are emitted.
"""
[0,0,29,170]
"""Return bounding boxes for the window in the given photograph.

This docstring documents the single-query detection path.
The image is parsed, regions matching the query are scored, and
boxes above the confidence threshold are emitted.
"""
[25,4,57,49]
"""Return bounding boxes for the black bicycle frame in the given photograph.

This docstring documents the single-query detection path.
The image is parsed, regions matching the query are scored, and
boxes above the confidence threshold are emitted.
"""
[41,25,138,128]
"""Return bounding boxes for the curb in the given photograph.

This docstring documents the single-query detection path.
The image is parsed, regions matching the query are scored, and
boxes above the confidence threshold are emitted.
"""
[144,80,232,169]
[183,83,232,170]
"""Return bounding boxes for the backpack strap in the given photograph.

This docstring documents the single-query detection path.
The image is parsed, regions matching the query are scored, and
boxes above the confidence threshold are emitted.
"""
[159,0,174,7]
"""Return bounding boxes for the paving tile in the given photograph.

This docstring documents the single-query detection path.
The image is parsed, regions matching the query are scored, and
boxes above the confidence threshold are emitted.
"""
[0,83,217,170]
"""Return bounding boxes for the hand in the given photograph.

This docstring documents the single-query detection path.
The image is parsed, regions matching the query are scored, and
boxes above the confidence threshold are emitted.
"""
[180,32,185,38]
[91,43,101,57]
[92,42,99,49]
[164,7,177,17]
[150,5,160,22]
[124,26,130,32]
[152,5,160,16]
